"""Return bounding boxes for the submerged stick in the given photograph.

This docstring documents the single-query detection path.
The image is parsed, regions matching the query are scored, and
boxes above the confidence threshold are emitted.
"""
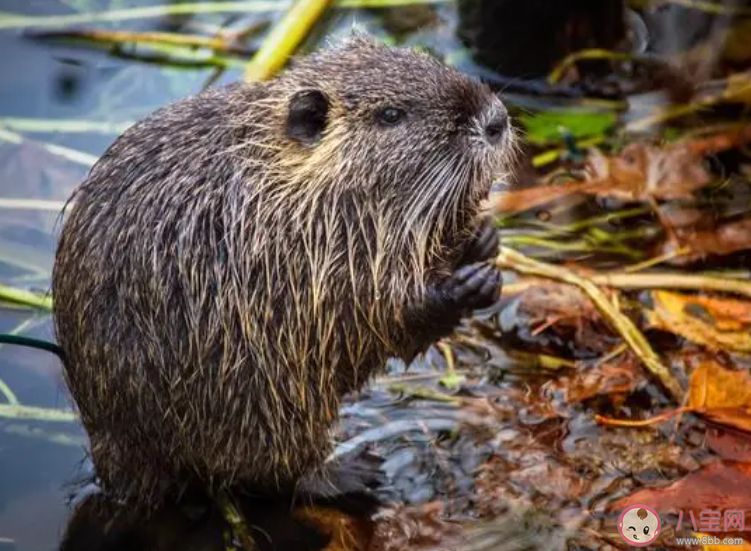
[0,126,97,167]
[0,376,18,406]
[0,317,47,405]
[0,198,67,212]
[0,117,133,135]
[496,246,684,402]
[30,29,256,57]
[0,403,77,423]
[0,334,64,359]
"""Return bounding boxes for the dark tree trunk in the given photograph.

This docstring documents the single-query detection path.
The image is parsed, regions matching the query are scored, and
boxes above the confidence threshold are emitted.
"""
[456,0,627,78]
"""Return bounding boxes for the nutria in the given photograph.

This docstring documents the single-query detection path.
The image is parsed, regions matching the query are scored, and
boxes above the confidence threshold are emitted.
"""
[51,34,514,513]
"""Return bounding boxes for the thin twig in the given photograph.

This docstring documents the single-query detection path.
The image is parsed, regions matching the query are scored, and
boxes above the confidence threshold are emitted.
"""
[548,49,634,85]
[590,272,751,299]
[596,406,696,427]
[496,247,684,402]
[0,126,97,167]
[31,29,256,57]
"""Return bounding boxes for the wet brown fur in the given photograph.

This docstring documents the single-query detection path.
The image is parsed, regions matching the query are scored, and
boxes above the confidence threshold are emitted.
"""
[51,35,513,512]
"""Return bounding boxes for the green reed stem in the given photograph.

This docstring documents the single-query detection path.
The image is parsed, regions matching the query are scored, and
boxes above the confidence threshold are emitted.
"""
[0,284,53,311]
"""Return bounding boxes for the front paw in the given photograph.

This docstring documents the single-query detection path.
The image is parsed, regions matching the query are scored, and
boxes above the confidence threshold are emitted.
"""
[460,216,499,266]
[441,262,502,312]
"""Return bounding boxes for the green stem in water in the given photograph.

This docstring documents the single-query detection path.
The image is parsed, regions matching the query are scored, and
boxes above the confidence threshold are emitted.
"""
[0,334,64,360]
[0,284,53,310]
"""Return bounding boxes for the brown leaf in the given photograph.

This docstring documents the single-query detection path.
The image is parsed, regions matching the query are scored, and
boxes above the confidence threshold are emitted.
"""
[645,291,751,355]
[493,128,751,216]
[707,428,751,463]
[585,142,712,201]
[701,407,751,433]
[509,282,617,356]
[369,502,461,551]
[493,181,592,214]
[564,352,641,404]
[612,460,751,532]
[658,218,751,265]
[689,359,751,433]
[295,505,373,551]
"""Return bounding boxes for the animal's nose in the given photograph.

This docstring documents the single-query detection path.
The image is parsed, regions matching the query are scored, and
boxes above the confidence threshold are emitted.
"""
[484,110,508,146]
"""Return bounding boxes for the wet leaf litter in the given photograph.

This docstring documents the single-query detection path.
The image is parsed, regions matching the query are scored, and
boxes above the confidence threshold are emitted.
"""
[1,0,751,550]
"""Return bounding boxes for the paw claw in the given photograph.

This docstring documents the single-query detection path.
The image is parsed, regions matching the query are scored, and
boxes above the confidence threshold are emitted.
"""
[460,217,500,265]
[444,262,502,311]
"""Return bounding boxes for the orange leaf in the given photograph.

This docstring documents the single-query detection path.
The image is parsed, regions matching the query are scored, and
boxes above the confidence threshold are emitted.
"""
[646,291,751,355]
[689,360,751,433]
[689,361,751,410]
[294,506,372,551]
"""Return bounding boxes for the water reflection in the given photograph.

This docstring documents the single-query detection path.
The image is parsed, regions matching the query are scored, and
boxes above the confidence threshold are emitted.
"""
[0,313,86,551]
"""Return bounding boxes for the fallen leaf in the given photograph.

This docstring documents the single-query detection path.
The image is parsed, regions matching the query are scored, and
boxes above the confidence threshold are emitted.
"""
[585,141,712,201]
[563,352,641,404]
[689,360,751,410]
[369,502,461,551]
[495,128,751,215]
[612,460,751,532]
[658,218,751,265]
[688,359,751,433]
[706,428,751,463]
[295,505,373,551]
[645,291,751,355]
[685,125,751,156]
[494,180,592,214]
[501,282,618,357]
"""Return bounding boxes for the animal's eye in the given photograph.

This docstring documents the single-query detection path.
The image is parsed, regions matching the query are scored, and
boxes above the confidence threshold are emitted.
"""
[376,107,406,126]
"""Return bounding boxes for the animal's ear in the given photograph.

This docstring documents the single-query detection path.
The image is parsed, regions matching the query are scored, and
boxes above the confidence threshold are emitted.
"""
[286,89,329,145]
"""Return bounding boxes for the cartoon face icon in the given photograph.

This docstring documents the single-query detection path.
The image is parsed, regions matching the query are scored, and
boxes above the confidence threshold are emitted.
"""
[618,504,661,546]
